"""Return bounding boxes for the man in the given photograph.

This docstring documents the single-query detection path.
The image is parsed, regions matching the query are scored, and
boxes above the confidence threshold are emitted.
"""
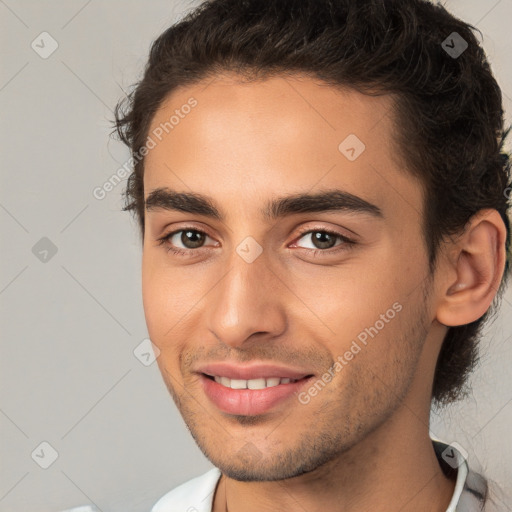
[113,0,511,510]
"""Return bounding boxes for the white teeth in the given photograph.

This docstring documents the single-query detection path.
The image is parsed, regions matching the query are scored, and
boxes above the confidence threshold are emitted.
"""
[211,376,298,389]
[265,377,281,387]
[247,378,266,390]
[230,379,247,389]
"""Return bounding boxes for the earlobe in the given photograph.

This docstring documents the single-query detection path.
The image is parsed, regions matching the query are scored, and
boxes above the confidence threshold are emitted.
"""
[436,209,507,327]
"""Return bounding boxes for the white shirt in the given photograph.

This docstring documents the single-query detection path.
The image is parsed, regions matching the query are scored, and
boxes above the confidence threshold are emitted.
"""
[151,439,491,512]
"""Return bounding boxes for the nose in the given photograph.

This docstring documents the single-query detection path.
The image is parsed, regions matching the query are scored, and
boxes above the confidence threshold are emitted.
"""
[206,248,287,349]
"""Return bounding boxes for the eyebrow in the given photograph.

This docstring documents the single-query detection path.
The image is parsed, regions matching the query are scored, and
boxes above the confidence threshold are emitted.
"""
[144,187,383,221]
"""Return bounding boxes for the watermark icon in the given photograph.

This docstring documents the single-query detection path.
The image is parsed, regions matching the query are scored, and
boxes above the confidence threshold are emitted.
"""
[441,32,468,59]
[31,441,59,469]
[441,441,468,469]
[338,134,366,161]
[236,236,263,263]
[32,237,58,263]
[31,32,59,59]
[93,97,198,201]
[298,301,403,405]
[134,338,161,366]
[504,186,511,200]
[237,442,263,464]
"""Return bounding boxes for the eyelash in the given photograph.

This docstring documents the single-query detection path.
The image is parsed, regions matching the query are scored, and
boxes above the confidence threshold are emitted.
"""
[156,226,356,259]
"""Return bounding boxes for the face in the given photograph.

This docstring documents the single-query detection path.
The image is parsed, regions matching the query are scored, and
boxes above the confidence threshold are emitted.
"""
[142,73,438,481]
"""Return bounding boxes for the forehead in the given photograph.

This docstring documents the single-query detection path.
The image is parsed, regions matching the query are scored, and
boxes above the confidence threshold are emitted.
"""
[146,73,396,160]
[143,73,422,224]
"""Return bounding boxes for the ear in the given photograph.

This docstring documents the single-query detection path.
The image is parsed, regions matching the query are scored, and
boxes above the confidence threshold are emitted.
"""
[436,209,507,327]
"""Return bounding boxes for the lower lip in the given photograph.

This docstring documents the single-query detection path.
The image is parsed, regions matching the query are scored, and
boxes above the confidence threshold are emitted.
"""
[200,374,312,416]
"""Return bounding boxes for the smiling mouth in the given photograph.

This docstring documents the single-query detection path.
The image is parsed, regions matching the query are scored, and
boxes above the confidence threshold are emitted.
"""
[202,374,313,390]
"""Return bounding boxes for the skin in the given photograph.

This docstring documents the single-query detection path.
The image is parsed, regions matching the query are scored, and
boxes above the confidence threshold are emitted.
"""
[141,73,507,512]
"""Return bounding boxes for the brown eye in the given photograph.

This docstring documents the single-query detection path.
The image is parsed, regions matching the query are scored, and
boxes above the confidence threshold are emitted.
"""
[157,228,215,255]
[309,231,338,250]
[178,230,207,249]
[295,229,352,251]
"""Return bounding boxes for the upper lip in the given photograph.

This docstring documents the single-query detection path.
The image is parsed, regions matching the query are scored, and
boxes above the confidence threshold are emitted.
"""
[196,362,313,380]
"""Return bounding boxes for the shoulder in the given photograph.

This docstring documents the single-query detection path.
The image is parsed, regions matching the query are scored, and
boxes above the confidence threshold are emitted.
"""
[151,467,222,512]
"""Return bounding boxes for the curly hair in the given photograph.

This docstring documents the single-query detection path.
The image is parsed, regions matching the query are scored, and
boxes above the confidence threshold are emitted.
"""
[113,0,512,407]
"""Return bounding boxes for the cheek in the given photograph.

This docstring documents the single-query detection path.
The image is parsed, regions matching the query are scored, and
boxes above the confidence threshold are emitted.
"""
[141,255,210,367]
[141,260,164,339]
[311,257,423,374]
[142,278,186,384]
[305,270,405,350]
[142,256,183,352]
[320,301,424,425]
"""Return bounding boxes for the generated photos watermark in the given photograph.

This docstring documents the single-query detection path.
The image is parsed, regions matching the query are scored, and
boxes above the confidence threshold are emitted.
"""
[93,97,198,201]
[298,301,403,405]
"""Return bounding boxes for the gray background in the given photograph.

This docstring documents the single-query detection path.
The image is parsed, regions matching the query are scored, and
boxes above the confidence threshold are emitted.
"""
[0,1,511,511]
